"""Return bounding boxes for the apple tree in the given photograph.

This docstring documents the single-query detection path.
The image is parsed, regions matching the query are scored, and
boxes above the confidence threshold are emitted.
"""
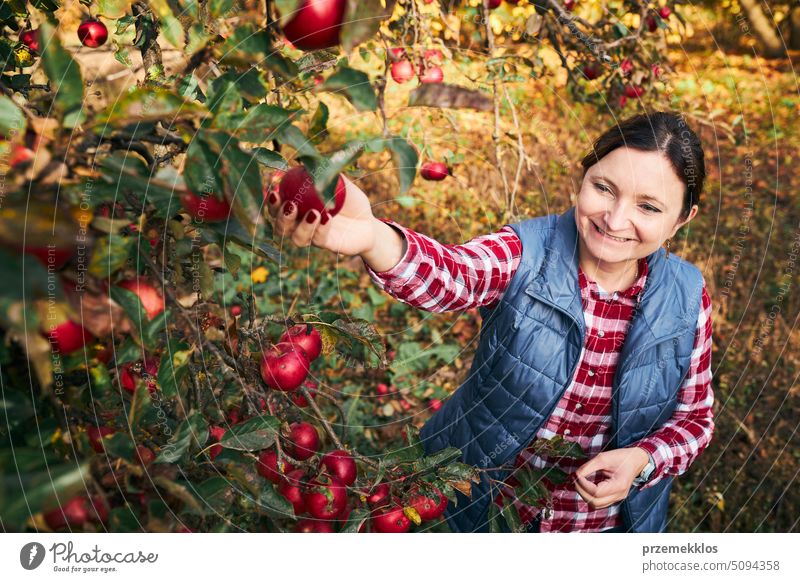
[0,0,685,533]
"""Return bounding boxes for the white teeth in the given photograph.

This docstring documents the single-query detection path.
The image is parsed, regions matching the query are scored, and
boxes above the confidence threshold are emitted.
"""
[595,223,629,242]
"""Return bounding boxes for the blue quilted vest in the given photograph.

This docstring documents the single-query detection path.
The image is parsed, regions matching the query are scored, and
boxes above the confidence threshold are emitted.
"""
[419,206,704,533]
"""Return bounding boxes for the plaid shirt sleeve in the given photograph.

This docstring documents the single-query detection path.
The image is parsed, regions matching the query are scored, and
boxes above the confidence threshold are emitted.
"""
[632,282,715,490]
[362,217,522,312]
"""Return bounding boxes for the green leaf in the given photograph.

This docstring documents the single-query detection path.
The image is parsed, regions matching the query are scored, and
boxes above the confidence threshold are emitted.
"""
[382,441,425,466]
[88,233,134,278]
[201,130,265,233]
[257,481,296,519]
[213,103,297,144]
[94,87,206,131]
[275,124,323,160]
[364,136,418,194]
[302,140,365,209]
[219,415,281,451]
[341,507,370,532]
[488,498,506,533]
[217,25,298,80]
[184,477,232,515]
[108,284,147,342]
[38,21,85,128]
[320,66,377,112]
[148,0,185,50]
[501,496,523,532]
[95,0,134,18]
[251,147,288,170]
[308,101,329,144]
[274,0,303,27]
[154,411,208,464]
[412,447,463,473]
[0,449,90,528]
[0,95,25,136]
[201,216,280,263]
[340,0,396,53]
[157,342,191,399]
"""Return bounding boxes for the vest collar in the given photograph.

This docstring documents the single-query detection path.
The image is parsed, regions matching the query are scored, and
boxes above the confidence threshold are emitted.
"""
[524,206,695,354]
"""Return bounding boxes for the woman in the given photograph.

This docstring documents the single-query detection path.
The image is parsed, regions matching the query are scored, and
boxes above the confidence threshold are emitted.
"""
[266,111,715,533]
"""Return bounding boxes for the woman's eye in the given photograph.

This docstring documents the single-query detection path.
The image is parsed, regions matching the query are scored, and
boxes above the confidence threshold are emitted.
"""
[642,205,661,213]
[594,183,610,193]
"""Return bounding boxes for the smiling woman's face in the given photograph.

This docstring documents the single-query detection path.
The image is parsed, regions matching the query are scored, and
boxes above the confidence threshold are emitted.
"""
[575,147,698,277]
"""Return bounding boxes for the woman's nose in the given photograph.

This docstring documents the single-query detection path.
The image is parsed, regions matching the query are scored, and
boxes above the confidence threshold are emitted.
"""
[604,203,633,232]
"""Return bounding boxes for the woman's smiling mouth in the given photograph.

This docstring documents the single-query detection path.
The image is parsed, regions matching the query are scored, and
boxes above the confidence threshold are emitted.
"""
[591,221,635,243]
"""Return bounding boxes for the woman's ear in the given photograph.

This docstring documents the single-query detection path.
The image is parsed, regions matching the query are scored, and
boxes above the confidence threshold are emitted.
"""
[670,204,699,238]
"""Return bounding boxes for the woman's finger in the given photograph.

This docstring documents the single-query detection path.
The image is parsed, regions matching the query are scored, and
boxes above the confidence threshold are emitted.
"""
[292,209,323,247]
[274,201,298,237]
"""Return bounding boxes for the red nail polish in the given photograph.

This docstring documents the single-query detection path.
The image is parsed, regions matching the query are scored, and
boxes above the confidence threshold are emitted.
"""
[283,203,294,216]
[269,193,277,205]
[320,212,329,225]
[306,211,316,223]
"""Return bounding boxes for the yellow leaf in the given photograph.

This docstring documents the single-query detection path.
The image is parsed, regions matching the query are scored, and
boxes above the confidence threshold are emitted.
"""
[251,266,269,283]
[404,506,422,526]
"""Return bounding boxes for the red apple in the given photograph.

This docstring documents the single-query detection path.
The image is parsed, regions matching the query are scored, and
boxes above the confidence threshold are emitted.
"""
[280,0,347,51]
[77,19,108,48]
[419,65,443,84]
[429,398,442,412]
[19,29,40,53]
[624,84,644,98]
[488,0,503,9]
[372,505,411,532]
[321,449,357,486]
[230,305,242,317]
[303,475,347,519]
[87,495,109,525]
[290,379,318,407]
[278,469,308,515]
[409,486,447,521]
[257,449,296,484]
[365,483,391,508]
[581,63,600,80]
[286,422,320,460]
[43,319,93,355]
[87,425,115,453]
[619,95,628,108]
[207,426,226,460]
[423,48,444,64]
[294,518,335,532]
[116,278,165,320]
[136,445,156,467]
[620,58,633,76]
[277,166,347,221]
[564,0,576,10]
[279,324,322,362]
[260,342,310,392]
[421,161,449,181]
[43,496,90,530]
[120,359,159,395]
[391,60,415,84]
[659,6,672,19]
[9,144,34,169]
[376,383,391,396]
[180,190,231,222]
[388,47,406,60]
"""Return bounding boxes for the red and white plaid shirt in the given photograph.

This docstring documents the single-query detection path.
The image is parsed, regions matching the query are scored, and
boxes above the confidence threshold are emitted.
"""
[363,217,715,533]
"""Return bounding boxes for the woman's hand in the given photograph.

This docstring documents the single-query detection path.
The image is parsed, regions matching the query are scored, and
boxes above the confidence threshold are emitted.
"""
[573,447,651,510]
[266,174,378,257]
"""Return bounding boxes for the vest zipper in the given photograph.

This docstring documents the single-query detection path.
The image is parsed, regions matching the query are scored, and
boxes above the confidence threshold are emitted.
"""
[490,290,585,518]
[613,329,686,532]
